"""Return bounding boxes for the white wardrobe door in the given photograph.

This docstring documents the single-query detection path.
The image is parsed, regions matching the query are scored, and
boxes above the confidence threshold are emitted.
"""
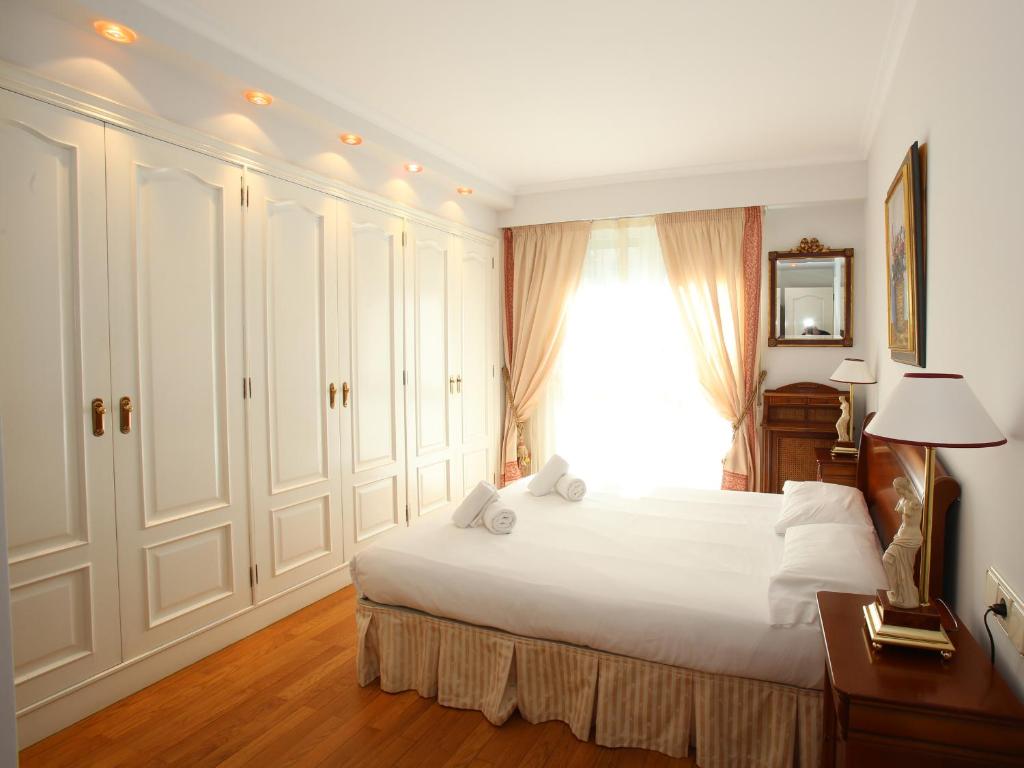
[457,237,497,495]
[105,127,252,659]
[404,222,460,522]
[338,202,407,556]
[245,172,343,602]
[0,91,122,708]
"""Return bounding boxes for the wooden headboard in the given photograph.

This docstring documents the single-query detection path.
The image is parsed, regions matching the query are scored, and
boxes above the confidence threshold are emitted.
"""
[857,412,961,600]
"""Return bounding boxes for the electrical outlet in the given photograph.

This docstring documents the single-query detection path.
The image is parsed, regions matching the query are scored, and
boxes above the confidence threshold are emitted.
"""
[985,568,1024,655]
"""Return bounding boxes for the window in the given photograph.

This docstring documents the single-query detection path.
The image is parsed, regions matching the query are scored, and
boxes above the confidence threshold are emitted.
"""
[532,218,732,494]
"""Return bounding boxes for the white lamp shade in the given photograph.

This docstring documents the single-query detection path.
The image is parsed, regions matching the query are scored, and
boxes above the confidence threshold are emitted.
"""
[829,358,876,384]
[864,373,1006,448]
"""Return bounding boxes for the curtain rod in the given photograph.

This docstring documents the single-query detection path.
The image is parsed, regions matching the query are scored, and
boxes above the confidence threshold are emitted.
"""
[503,204,767,230]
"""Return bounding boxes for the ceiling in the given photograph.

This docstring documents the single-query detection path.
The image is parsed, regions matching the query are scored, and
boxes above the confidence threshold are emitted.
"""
[123,0,909,194]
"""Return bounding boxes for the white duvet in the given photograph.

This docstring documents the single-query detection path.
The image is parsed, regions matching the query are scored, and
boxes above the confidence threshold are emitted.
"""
[351,479,826,689]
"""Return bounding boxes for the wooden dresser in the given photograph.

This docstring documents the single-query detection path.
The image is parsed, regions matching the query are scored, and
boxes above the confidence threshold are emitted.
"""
[760,382,843,493]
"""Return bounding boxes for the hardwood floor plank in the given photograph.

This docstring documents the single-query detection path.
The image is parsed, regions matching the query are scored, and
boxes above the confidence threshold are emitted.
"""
[439,717,500,768]
[19,586,695,767]
[401,709,487,768]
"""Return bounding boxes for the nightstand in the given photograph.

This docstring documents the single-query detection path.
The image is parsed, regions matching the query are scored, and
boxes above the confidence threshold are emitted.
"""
[814,447,858,488]
[818,592,1024,767]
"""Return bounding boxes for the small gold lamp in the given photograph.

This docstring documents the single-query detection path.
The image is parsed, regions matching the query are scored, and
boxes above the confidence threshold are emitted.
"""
[862,373,1006,655]
[829,358,876,457]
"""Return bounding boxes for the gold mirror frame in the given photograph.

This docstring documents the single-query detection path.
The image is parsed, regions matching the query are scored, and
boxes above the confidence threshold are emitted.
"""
[768,238,854,348]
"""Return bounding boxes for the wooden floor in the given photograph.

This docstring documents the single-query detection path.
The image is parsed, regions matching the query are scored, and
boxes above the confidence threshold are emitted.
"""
[20,586,695,767]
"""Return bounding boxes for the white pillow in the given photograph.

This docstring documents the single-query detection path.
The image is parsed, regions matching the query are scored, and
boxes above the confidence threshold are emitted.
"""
[774,480,872,534]
[768,523,888,626]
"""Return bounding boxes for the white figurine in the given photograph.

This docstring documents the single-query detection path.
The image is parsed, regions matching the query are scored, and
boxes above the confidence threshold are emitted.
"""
[835,395,852,443]
[882,477,924,608]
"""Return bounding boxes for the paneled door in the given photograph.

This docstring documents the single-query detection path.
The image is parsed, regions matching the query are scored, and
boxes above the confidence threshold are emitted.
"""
[105,128,252,659]
[404,222,460,522]
[456,237,497,494]
[0,91,122,708]
[338,202,407,557]
[244,172,343,602]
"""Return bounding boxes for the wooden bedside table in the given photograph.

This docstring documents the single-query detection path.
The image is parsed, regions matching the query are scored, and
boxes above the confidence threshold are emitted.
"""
[815,447,858,488]
[818,592,1024,767]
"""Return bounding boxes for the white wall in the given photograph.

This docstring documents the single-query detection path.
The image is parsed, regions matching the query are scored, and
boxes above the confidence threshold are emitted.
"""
[0,0,502,233]
[863,0,1024,696]
[499,161,865,227]
[0,427,17,764]
[762,201,867,403]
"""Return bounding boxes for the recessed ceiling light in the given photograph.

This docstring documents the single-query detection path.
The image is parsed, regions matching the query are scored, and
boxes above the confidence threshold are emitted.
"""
[244,90,273,106]
[404,162,423,174]
[456,187,474,196]
[93,20,137,44]
[339,133,363,146]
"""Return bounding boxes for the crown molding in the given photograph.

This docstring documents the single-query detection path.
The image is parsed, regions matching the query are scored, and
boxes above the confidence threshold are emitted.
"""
[0,61,497,243]
[513,154,867,197]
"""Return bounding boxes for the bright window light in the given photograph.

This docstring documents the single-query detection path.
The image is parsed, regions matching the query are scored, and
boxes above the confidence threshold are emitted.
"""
[534,219,732,495]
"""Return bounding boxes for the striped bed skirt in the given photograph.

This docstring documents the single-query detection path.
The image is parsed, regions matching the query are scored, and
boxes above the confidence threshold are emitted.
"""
[356,599,821,768]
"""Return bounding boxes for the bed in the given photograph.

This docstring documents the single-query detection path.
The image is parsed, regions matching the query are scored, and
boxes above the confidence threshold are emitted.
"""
[352,416,959,768]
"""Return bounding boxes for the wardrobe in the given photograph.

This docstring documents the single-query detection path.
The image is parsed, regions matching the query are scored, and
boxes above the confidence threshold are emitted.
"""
[0,87,499,715]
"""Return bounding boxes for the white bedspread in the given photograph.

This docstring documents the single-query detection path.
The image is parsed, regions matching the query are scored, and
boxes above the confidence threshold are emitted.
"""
[351,479,826,689]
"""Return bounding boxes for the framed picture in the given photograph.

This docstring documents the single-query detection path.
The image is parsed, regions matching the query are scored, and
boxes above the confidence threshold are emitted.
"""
[884,141,926,366]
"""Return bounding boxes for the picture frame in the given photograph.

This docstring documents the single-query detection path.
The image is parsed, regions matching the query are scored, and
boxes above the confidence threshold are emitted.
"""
[884,141,927,366]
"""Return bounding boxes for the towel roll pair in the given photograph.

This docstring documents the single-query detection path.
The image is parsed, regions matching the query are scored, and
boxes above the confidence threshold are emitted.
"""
[527,454,587,501]
[452,481,516,534]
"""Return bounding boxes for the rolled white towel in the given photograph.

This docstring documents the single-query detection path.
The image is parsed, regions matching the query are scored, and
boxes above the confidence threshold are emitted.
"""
[479,503,516,534]
[527,454,569,496]
[554,474,587,502]
[452,481,498,528]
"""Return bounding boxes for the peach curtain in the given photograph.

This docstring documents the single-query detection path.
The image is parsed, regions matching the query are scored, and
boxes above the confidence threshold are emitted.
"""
[655,207,764,491]
[501,221,592,484]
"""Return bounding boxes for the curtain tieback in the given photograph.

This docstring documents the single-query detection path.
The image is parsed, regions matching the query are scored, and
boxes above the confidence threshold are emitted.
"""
[501,366,523,426]
[731,369,767,433]
[502,366,531,471]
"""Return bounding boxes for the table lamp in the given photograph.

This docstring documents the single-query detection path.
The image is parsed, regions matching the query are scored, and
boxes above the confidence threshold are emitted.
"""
[863,373,1006,655]
[829,358,876,456]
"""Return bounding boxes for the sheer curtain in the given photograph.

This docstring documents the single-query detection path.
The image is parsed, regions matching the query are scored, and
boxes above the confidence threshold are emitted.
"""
[656,207,764,490]
[501,221,592,484]
[532,218,732,494]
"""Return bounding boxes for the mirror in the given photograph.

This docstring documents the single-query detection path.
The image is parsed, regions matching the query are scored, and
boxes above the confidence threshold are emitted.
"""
[768,240,853,347]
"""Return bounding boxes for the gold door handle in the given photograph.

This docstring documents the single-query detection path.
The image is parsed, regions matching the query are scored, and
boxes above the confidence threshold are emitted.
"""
[449,376,455,394]
[92,398,106,436]
[119,396,133,434]
[329,382,338,409]
[342,382,351,407]
[456,375,462,393]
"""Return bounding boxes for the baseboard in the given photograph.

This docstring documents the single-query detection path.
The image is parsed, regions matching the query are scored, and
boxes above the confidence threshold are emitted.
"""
[16,564,351,749]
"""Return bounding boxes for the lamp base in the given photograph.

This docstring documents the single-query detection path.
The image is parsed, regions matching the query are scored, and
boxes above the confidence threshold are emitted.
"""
[863,600,955,658]
[831,441,858,457]
[874,589,941,630]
